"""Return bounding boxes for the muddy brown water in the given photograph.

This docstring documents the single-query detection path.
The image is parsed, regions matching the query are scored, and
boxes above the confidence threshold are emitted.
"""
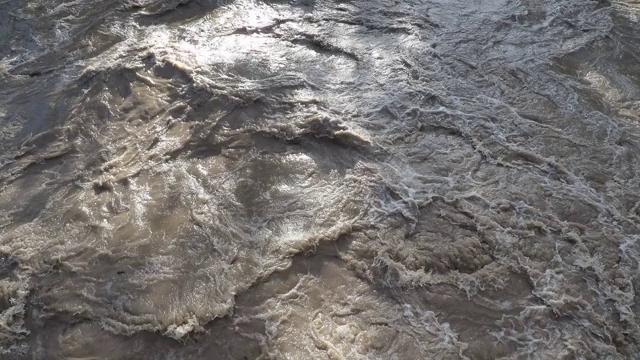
[1,0,640,358]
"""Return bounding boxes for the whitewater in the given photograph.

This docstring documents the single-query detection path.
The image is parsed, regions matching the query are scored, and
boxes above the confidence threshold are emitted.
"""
[1,0,640,358]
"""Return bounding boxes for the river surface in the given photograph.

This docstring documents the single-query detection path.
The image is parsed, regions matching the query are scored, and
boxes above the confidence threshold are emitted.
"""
[1,0,640,358]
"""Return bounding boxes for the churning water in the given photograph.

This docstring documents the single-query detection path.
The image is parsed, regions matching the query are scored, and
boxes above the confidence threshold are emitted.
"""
[1,0,640,358]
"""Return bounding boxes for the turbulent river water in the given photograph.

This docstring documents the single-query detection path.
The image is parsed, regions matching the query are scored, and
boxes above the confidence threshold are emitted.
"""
[1,0,640,358]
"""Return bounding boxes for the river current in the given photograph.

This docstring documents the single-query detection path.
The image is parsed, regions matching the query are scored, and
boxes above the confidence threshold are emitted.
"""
[1,0,640,358]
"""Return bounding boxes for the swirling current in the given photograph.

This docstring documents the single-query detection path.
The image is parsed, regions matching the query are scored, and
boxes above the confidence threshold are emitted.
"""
[1,0,640,358]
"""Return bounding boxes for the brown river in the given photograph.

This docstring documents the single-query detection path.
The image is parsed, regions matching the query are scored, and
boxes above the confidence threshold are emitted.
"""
[1,0,640,358]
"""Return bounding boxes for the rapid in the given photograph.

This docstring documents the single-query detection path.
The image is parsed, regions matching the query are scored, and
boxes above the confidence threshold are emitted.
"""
[1,0,640,358]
